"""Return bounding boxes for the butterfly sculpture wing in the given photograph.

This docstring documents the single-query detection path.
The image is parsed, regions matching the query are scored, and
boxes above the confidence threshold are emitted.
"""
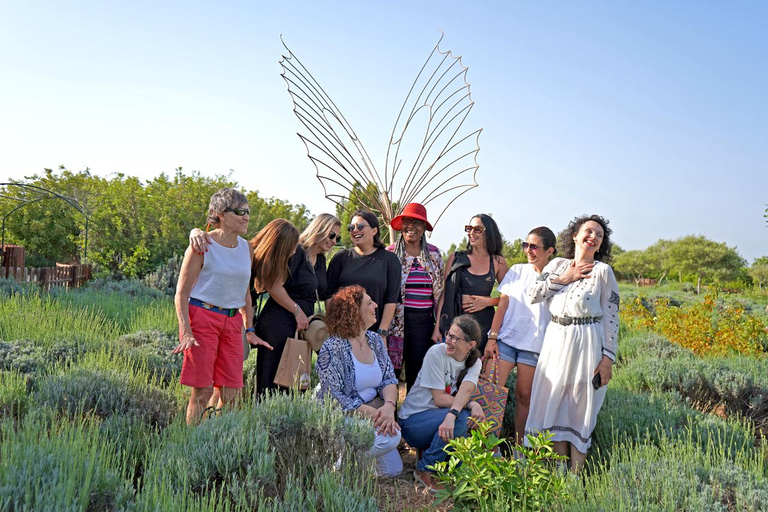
[280,35,481,230]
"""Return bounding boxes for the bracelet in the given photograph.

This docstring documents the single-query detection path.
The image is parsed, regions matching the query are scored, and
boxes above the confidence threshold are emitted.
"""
[293,303,300,316]
[385,400,396,409]
[465,401,474,411]
[488,331,498,339]
[245,327,255,334]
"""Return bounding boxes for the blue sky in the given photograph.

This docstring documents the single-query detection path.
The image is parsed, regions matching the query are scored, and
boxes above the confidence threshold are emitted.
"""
[1,1,765,262]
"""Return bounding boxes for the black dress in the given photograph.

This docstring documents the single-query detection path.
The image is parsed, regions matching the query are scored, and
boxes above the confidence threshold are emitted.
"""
[322,246,401,332]
[254,247,326,396]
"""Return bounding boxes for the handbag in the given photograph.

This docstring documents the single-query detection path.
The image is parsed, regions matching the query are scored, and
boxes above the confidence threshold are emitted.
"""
[470,355,508,436]
[273,329,312,390]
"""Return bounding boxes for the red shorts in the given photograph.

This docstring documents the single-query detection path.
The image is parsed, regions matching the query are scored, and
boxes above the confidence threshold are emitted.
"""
[180,304,244,389]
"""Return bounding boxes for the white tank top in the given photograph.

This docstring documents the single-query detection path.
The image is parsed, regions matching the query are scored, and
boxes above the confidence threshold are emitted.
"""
[189,236,251,309]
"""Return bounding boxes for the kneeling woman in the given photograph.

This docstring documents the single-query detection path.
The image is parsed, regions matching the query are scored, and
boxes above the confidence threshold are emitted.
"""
[398,315,485,492]
[316,285,403,477]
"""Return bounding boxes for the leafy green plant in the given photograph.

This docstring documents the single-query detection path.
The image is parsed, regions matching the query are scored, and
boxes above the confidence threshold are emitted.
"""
[432,421,568,511]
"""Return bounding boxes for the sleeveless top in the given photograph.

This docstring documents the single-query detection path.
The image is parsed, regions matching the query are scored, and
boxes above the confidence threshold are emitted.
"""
[460,255,495,297]
[189,236,251,309]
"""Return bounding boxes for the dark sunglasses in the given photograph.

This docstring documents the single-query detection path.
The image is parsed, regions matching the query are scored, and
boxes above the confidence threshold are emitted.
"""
[522,242,540,251]
[328,232,339,241]
[464,225,485,234]
[226,208,250,216]
[347,223,370,232]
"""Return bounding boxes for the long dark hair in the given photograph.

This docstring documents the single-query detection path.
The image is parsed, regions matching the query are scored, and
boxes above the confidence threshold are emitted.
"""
[557,214,613,263]
[352,209,384,249]
[468,214,503,256]
[452,315,482,391]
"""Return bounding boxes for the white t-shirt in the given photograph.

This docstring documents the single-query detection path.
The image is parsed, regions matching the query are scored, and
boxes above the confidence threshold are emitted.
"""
[398,344,481,420]
[353,353,382,403]
[496,263,551,354]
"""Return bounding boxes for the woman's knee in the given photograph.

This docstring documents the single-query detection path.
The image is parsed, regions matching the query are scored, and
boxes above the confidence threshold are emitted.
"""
[515,386,532,406]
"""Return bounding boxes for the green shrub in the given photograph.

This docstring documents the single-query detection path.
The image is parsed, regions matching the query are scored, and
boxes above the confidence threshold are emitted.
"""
[432,422,568,511]
[84,277,165,298]
[0,417,134,510]
[140,393,378,511]
[0,338,83,375]
[565,427,768,511]
[0,277,29,297]
[144,253,183,296]
[34,360,178,428]
[118,330,181,384]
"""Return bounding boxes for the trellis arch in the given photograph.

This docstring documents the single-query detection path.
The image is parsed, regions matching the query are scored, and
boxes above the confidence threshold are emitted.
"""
[0,182,90,262]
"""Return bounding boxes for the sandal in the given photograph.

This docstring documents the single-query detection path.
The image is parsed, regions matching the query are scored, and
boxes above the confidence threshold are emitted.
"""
[413,470,442,495]
[200,406,216,420]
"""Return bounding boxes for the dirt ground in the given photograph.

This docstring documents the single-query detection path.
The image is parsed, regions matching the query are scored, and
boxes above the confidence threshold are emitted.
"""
[374,383,452,511]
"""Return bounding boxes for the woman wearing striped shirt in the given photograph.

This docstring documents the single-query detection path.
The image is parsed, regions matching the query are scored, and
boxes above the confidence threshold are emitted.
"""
[386,203,445,391]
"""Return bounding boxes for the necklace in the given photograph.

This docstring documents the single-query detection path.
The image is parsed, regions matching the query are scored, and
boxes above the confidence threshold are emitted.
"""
[350,334,366,350]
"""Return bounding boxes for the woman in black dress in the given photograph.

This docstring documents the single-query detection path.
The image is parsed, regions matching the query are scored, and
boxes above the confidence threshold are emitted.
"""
[435,214,509,352]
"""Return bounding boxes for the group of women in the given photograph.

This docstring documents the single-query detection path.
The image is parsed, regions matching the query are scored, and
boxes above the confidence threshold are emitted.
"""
[174,187,620,491]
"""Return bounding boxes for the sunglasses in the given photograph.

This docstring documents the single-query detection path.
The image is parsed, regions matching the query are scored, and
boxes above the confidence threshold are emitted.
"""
[402,219,425,228]
[328,232,339,241]
[464,225,485,234]
[347,223,370,232]
[226,208,250,216]
[522,242,541,251]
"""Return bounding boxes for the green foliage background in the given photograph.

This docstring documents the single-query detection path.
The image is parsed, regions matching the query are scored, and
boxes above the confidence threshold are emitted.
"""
[1,167,311,277]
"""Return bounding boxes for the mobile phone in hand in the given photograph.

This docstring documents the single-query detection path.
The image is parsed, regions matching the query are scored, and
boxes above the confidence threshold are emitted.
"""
[592,373,602,390]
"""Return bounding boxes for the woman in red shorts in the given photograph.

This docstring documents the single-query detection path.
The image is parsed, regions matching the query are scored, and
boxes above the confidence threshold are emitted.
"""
[173,188,273,425]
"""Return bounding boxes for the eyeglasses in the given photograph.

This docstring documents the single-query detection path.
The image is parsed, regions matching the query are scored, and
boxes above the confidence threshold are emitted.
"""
[347,223,370,232]
[445,333,467,344]
[327,232,339,241]
[226,208,250,216]
[464,225,485,234]
[522,242,540,252]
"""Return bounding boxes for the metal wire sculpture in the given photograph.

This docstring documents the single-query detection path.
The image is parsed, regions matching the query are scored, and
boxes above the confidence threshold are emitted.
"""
[280,34,481,240]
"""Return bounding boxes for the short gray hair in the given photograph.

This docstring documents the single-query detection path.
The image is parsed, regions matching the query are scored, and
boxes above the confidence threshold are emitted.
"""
[207,188,248,226]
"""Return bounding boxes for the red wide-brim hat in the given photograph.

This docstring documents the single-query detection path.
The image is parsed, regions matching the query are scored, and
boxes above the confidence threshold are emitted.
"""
[391,202,433,232]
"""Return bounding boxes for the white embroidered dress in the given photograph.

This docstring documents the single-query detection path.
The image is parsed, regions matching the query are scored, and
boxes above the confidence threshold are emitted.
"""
[523,257,620,453]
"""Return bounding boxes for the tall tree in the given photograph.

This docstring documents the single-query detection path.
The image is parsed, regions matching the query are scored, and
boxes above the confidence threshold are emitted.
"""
[665,235,746,294]
[748,256,768,290]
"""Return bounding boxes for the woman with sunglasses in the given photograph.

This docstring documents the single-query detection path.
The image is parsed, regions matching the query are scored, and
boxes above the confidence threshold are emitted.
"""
[524,215,619,473]
[435,214,509,352]
[386,203,445,391]
[398,315,485,493]
[173,189,273,424]
[190,214,342,396]
[484,226,557,446]
[322,210,401,342]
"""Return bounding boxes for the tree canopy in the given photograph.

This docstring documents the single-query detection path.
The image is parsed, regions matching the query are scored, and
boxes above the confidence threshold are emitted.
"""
[1,167,311,278]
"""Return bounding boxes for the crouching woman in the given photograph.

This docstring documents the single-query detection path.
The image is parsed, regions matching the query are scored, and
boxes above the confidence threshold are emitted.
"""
[316,285,403,477]
[398,315,485,493]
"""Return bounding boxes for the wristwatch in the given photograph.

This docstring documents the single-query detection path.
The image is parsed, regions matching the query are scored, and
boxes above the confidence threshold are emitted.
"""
[448,408,460,417]
[245,327,255,334]
[377,328,389,337]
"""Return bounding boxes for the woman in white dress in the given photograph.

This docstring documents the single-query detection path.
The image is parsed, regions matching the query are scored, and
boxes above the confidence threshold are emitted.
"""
[484,226,557,446]
[524,215,619,473]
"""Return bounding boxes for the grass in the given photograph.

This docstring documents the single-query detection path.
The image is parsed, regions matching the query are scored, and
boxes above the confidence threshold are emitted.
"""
[2,280,768,510]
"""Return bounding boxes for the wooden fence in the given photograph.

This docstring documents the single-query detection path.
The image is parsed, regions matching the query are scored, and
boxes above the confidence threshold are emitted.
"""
[0,263,92,290]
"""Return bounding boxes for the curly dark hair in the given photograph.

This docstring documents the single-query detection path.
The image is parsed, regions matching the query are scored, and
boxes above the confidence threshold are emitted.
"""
[557,214,613,263]
[326,285,367,339]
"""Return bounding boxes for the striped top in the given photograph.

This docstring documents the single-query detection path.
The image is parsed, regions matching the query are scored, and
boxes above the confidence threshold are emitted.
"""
[403,259,434,309]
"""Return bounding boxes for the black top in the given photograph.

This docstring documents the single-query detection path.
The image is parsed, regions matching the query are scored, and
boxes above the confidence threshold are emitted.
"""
[322,246,401,332]
[460,255,495,297]
[251,246,326,316]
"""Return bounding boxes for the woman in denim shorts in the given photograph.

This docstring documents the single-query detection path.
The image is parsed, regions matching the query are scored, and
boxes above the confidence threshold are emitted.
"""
[484,226,557,445]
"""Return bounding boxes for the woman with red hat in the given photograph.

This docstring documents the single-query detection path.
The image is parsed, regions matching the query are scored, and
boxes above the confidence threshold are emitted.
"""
[387,203,445,391]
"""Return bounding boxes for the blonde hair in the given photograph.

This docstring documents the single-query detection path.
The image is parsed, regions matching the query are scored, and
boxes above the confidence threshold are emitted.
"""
[251,219,299,293]
[299,213,341,251]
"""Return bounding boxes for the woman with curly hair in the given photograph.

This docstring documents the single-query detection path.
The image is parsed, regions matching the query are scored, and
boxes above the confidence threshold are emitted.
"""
[524,214,620,473]
[315,285,402,477]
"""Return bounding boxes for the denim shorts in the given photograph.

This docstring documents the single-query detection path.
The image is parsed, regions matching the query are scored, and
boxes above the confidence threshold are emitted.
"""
[497,341,539,367]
